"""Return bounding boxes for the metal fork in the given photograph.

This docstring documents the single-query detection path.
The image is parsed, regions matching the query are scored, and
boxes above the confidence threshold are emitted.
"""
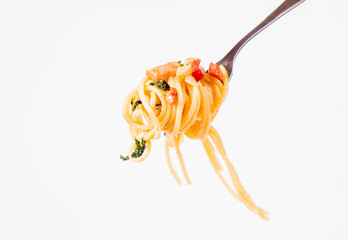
[216,0,306,80]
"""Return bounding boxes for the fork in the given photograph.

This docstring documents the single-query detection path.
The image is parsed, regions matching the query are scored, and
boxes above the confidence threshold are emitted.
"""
[216,0,306,80]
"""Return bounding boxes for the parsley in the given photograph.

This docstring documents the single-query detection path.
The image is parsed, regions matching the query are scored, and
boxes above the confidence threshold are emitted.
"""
[177,60,184,66]
[131,138,146,158]
[132,100,142,111]
[149,81,170,91]
[120,155,130,161]
[120,138,146,161]
[163,132,166,136]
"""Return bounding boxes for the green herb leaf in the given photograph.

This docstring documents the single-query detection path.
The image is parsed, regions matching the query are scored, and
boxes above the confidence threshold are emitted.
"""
[131,138,146,158]
[163,132,166,136]
[132,100,142,111]
[149,80,170,91]
[177,60,184,66]
[120,155,130,161]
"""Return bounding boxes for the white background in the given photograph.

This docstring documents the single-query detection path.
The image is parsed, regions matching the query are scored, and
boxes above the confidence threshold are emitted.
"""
[1,0,347,239]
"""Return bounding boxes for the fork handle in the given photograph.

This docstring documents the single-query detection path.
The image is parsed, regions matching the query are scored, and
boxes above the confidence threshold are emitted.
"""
[217,0,305,77]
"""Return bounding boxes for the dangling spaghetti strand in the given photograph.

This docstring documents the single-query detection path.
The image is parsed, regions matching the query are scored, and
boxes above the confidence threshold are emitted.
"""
[208,126,269,220]
[201,137,240,200]
[165,139,181,185]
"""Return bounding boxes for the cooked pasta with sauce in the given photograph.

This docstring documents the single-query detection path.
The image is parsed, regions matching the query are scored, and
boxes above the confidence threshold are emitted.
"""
[121,58,269,220]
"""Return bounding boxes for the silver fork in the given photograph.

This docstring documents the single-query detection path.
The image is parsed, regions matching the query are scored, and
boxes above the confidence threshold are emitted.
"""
[216,0,306,80]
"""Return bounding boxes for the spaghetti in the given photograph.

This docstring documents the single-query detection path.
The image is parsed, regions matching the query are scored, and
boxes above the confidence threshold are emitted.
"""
[121,58,269,220]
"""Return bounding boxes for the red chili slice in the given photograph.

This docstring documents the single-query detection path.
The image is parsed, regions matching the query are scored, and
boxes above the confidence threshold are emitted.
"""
[191,66,205,81]
[208,63,223,82]
[185,57,201,70]
[166,88,178,104]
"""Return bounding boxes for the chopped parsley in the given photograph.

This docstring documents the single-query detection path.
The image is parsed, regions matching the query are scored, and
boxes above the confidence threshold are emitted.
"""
[177,60,184,66]
[132,100,142,111]
[120,138,147,161]
[149,80,170,91]
[120,155,129,161]
[131,138,146,158]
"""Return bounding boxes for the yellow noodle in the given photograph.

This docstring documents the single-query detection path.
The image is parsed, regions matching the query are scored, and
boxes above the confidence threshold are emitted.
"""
[165,139,181,185]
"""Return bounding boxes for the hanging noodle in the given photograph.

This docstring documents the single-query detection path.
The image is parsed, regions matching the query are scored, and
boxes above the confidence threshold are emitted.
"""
[121,58,269,220]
